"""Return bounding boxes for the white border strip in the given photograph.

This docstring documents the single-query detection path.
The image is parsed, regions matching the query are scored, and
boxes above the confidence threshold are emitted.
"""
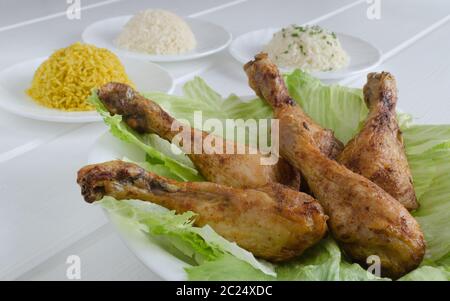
[0,0,122,33]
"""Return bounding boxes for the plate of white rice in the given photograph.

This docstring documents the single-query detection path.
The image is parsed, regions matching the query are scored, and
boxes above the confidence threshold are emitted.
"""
[230,25,381,79]
[82,10,232,62]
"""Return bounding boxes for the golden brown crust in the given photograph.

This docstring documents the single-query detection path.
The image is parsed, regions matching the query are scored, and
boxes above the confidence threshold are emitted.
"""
[275,103,425,279]
[243,55,425,278]
[243,52,344,159]
[77,160,327,262]
[97,82,301,190]
[337,72,419,211]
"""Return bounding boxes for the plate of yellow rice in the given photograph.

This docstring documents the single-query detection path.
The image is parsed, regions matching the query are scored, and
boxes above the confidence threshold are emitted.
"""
[0,43,174,123]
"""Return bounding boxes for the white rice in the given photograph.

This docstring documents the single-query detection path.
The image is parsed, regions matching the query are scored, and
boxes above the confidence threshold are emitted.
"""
[115,9,196,55]
[264,25,349,71]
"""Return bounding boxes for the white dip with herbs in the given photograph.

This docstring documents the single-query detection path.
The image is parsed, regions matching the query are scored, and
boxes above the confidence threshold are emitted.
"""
[264,25,349,71]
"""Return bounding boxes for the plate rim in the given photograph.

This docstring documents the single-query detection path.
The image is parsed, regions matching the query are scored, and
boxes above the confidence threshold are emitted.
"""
[86,93,406,280]
[86,93,256,280]
[82,15,233,62]
[88,131,189,280]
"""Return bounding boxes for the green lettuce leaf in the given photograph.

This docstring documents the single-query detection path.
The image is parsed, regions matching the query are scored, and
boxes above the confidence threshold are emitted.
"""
[88,91,202,182]
[400,266,450,281]
[404,142,450,263]
[145,77,272,147]
[99,196,276,276]
[276,237,383,281]
[92,71,450,281]
[286,69,368,144]
[186,254,275,281]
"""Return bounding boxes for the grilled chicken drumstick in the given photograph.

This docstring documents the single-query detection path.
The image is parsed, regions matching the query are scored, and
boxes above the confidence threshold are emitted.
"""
[97,82,300,189]
[244,54,425,278]
[77,160,327,262]
[337,72,418,211]
[244,53,343,159]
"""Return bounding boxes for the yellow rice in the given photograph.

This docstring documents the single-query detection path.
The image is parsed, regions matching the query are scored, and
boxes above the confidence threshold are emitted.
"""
[27,42,134,111]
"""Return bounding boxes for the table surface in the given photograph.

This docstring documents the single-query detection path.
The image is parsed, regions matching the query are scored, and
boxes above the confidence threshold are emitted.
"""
[0,0,449,281]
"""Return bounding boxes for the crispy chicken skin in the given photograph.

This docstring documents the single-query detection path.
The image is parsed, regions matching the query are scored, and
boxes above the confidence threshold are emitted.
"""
[97,82,300,190]
[244,55,425,278]
[244,53,343,159]
[77,160,328,262]
[337,72,418,210]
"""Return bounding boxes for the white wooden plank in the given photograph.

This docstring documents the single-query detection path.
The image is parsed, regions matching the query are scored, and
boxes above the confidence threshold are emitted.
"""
[0,0,238,172]
[7,0,450,281]
[171,0,363,95]
[0,112,79,159]
[18,223,162,281]
[194,0,361,36]
[0,0,243,280]
[0,123,109,280]
[0,0,240,69]
[16,0,365,280]
[0,0,111,28]
[318,0,450,54]
[346,21,450,124]
[193,0,450,98]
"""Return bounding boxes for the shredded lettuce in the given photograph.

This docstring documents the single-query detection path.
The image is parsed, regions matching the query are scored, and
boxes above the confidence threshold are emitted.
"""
[286,69,368,144]
[88,92,202,182]
[276,237,384,281]
[145,78,272,147]
[399,266,450,281]
[99,196,276,277]
[92,71,450,281]
[404,142,450,263]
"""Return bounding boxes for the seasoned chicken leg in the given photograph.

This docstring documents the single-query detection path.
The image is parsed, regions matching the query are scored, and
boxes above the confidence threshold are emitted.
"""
[244,55,425,278]
[337,72,418,210]
[244,52,343,159]
[77,160,327,262]
[97,82,300,189]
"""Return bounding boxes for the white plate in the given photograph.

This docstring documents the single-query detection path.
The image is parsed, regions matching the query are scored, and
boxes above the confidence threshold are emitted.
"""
[88,131,188,280]
[82,16,232,62]
[229,28,382,79]
[0,57,174,123]
[86,95,253,280]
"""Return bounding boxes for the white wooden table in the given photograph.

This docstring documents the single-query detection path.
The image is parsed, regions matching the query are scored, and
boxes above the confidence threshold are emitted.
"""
[0,0,449,281]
